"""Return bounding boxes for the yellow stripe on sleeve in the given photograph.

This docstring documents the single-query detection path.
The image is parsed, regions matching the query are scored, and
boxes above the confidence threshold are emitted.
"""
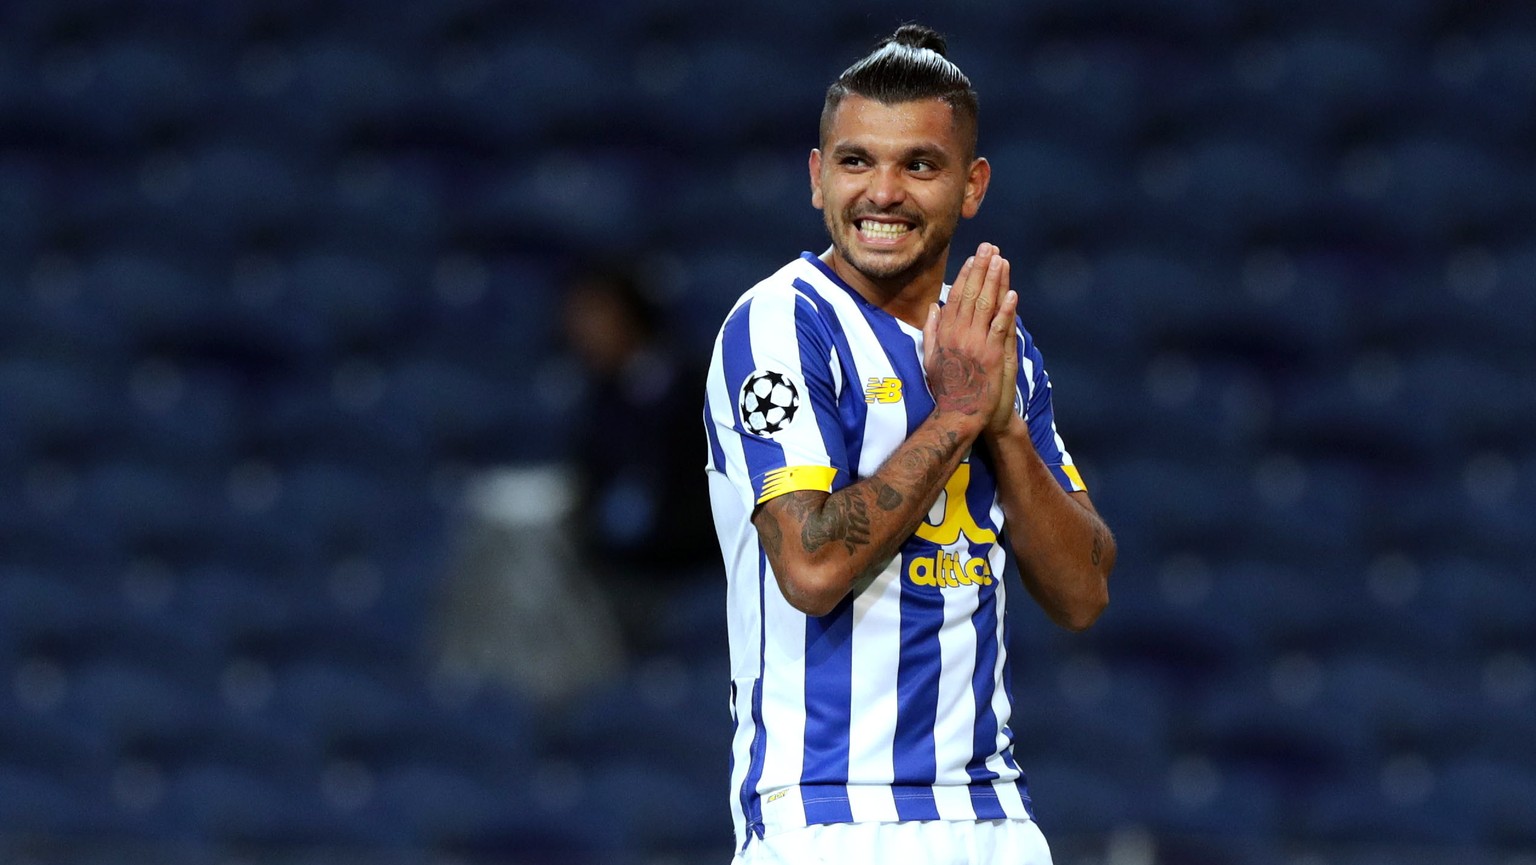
[756,465,839,505]
[1062,464,1086,492]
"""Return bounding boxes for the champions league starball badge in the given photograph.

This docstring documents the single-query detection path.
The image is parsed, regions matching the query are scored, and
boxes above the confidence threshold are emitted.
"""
[739,369,801,437]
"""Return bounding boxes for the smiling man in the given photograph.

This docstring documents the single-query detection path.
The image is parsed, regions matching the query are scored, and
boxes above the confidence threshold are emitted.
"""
[703,24,1117,865]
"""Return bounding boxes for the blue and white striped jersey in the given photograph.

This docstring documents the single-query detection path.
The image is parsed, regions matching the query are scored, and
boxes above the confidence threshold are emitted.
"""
[703,252,1085,849]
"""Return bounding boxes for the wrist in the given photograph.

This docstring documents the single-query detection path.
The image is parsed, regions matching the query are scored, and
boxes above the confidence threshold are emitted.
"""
[930,407,988,443]
[984,411,1030,443]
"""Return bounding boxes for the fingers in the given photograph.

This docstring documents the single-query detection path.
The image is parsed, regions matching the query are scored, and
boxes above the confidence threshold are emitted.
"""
[949,243,990,326]
[927,245,1015,430]
[953,254,976,296]
[987,283,1022,436]
[991,288,1018,336]
[942,254,974,333]
[944,243,1004,329]
[974,252,1005,321]
[958,246,986,321]
[988,259,1015,337]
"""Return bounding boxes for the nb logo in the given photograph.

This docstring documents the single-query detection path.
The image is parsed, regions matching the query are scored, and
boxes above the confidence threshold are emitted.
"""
[908,463,996,589]
[864,377,903,404]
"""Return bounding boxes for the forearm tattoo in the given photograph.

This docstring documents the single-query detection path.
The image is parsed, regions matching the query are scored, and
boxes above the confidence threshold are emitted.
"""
[897,429,958,491]
[929,348,988,415]
[803,490,871,556]
[761,425,963,588]
[758,508,784,559]
[1090,521,1104,567]
[870,478,904,512]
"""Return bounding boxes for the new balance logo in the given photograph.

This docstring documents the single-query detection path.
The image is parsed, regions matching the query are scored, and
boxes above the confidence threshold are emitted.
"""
[865,377,902,404]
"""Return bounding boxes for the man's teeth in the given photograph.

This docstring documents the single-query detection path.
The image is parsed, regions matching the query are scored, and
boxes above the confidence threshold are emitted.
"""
[860,221,910,239]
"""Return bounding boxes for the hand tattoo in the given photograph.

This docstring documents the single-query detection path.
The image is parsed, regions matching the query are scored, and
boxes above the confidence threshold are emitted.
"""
[929,348,988,415]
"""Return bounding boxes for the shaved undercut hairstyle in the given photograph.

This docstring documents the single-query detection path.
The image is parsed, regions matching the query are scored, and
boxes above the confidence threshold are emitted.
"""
[820,23,980,157]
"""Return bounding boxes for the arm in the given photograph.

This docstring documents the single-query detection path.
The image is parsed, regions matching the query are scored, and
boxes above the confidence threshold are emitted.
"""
[754,416,973,616]
[980,255,1115,631]
[754,246,1018,616]
[985,416,1115,631]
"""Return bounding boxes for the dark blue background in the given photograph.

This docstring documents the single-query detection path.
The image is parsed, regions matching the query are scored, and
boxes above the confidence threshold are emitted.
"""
[1,0,1533,862]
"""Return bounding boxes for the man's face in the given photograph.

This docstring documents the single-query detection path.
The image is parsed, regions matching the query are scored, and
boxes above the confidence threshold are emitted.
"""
[811,94,987,286]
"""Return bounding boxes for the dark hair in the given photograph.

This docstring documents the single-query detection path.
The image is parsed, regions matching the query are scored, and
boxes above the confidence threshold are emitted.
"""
[820,24,979,156]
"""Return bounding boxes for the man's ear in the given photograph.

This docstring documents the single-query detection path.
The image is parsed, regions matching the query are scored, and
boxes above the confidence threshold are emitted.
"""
[961,156,990,219]
[809,148,824,210]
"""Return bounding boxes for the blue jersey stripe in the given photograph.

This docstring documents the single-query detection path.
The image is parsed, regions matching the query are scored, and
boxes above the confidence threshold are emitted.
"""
[893,552,944,784]
[1022,329,1064,463]
[966,579,1003,784]
[738,547,771,845]
[704,396,726,473]
[801,599,855,785]
[789,286,851,491]
[801,251,840,284]
[969,783,1007,820]
[720,301,787,488]
[791,278,863,478]
[727,679,740,838]
[1017,778,1036,820]
[892,787,941,821]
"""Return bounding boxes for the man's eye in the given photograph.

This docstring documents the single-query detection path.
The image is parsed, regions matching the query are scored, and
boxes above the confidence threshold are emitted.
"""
[910,161,933,172]
[840,156,865,167]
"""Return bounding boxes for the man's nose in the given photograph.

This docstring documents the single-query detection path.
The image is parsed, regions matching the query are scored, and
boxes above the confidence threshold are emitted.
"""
[866,166,905,209]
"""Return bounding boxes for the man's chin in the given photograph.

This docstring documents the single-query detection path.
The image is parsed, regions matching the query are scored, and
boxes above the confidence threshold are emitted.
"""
[834,243,921,283]
[851,258,913,282]
[858,247,955,287]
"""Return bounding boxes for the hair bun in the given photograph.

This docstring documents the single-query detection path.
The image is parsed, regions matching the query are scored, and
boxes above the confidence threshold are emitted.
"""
[889,23,947,56]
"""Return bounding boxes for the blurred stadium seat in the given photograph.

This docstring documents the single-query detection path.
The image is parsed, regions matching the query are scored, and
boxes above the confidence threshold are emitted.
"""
[1,0,1532,862]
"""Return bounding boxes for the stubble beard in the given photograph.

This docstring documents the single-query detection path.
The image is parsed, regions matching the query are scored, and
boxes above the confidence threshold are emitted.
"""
[825,208,958,287]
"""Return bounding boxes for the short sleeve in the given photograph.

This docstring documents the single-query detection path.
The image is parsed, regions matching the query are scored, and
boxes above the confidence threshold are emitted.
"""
[1015,323,1087,493]
[706,287,850,507]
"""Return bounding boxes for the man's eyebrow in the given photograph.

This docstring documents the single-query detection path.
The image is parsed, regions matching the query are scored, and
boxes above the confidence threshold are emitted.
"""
[902,145,949,163]
[830,143,873,157]
[829,142,951,163]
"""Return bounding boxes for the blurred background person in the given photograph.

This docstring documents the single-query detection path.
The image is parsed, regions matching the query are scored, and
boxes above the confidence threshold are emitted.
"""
[561,265,718,656]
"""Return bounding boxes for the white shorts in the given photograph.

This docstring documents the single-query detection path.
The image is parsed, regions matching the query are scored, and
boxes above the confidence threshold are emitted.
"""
[731,819,1053,865]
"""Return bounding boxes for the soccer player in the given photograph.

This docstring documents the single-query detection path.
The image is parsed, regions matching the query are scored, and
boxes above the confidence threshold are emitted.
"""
[703,23,1117,865]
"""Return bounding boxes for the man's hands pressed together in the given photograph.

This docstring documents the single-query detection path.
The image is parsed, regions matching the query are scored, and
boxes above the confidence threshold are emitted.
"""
[923,242,1018,434]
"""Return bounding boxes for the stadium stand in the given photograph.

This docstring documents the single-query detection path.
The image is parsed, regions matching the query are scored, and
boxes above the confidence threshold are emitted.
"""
[0,0,1533,862]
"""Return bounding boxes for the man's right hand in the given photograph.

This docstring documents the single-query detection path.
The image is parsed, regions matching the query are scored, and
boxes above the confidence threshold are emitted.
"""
[922,242,1018,439]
